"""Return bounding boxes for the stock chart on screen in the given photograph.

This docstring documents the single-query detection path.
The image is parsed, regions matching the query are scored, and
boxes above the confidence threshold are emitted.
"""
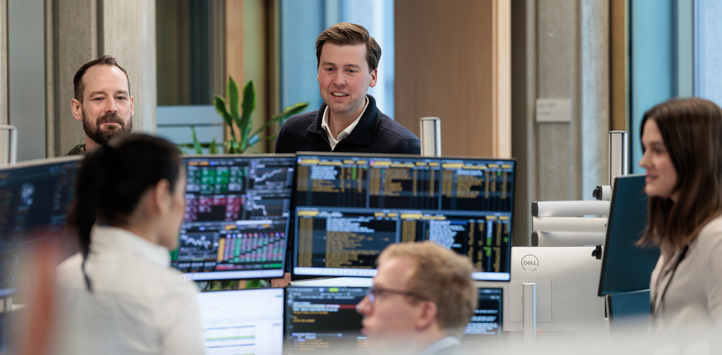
[173,155,294,280]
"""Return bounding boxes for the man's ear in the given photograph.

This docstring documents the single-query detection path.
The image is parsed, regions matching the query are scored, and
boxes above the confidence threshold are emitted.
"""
[414,300,438,330]
[130,95,135,117]
[369,69,378,88]
[71,99,83,121]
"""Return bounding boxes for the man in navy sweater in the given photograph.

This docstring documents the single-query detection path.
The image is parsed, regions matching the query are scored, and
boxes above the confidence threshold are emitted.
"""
[275,22,420,154]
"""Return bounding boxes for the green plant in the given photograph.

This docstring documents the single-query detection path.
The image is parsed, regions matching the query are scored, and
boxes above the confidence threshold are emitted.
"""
[188,76,308,154]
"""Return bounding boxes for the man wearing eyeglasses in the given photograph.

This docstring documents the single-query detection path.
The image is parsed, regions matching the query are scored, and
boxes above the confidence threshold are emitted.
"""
[356,241,477,354]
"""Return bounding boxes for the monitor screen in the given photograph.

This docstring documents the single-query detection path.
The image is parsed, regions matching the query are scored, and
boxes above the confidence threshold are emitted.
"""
[504,246,605,335]
[598,174,660,295]
[0,157,81,296]
[197,288,284,355]
[463,287,503,341]
[284,286,367,353]
[173,155,295,280]
[292,153,515,281]
[0,311,7,353]
[0,157,81,242]
[0,249,19,298]
[607,290,651,325]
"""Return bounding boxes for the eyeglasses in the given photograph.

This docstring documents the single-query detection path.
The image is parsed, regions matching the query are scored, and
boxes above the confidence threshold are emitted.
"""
[364,286,429,306]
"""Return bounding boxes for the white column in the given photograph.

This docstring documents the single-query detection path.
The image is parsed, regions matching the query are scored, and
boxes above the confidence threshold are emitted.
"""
[580,0,610,200]
[49,0,98,156]
[100,0,157,134]
[511,0,610,244]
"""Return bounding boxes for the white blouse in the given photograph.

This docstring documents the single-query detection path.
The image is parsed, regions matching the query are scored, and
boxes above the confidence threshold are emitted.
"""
[650,215,722,332]
[54,226,205,354]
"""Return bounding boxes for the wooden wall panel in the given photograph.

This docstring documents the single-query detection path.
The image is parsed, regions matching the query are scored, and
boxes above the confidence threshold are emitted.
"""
[225,0,244,84]
[611,0,627,131]
[395,0,509,158]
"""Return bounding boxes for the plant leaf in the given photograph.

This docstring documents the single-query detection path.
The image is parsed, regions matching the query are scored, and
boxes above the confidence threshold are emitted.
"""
[227,140,241,154]
[248,134,259,148]
[208,137,219,154]
[190,126,203,154]
[214,96,233,128]
[239,81,256,152]
[227,76,241,122]
[250,102,309,139]
[270,102,309,124]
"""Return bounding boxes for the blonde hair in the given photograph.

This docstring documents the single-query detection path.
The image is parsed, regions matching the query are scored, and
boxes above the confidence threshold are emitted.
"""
[377,241,477,333]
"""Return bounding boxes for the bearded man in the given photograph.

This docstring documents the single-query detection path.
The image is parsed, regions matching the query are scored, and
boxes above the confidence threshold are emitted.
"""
[66,55,133,155]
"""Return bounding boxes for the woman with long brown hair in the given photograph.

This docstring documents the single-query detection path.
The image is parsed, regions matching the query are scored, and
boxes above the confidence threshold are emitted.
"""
[639,97,722,332]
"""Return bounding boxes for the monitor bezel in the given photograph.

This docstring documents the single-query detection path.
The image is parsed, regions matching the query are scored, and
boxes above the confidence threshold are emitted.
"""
[0,155,82,173]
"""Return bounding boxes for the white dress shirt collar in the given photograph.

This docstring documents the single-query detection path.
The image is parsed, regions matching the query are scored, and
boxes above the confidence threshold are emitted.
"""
[321,96,369,150]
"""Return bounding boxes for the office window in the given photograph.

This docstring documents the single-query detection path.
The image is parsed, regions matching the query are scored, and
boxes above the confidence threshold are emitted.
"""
[629,0,692,173]
[695,0,722,106]
[155,0,225,153]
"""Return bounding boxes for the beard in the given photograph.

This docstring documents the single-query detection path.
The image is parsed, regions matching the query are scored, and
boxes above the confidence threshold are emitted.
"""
[82,112,133,146]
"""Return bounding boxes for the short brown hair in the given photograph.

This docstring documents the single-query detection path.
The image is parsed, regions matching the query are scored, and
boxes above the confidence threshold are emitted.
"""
[315,22,382,72]
[377,241,477,334]
[73,55,130,102]
[639,98,722,256]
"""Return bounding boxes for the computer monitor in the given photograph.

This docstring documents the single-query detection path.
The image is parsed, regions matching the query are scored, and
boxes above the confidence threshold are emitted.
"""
[0,311,7,353]
[463,287,504,341]
[0,157,81,296]
[0,249,18,298]
[197,288,284,354]
[292,153,515,281]
[598,174,660,295]
[504,246,605,336]
[284,286,367,353]
[173,155,295,280]
[0,157,81,241]
[606,290,651,326]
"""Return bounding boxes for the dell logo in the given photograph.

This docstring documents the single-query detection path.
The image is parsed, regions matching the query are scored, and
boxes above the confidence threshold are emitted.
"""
[521,254,539,271]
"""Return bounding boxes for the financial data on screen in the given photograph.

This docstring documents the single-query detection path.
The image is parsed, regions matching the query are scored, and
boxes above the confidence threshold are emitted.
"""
[0,157,81,296]
[292,153,515,280]
[284,286,367,353]
[173,155,294,280]
[464,287,503,340]
[0,158,80,242]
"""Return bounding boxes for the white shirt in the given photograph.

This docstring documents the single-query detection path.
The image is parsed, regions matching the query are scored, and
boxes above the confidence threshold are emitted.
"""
[321,96,369,150]
[419,336,464,355]
[650,215,722,333]
[54,226,205,355]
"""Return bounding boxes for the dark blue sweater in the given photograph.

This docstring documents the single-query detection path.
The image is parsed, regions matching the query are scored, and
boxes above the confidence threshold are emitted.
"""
[274,95,420,154]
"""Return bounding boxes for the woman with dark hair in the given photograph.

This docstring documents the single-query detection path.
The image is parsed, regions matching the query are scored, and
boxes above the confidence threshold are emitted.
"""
[54,133,204,354]
[639,98,722,332]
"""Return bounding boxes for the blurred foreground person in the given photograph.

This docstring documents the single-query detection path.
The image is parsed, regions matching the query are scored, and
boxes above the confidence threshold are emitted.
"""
[356,241,476,354]
[54,133,204,354]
